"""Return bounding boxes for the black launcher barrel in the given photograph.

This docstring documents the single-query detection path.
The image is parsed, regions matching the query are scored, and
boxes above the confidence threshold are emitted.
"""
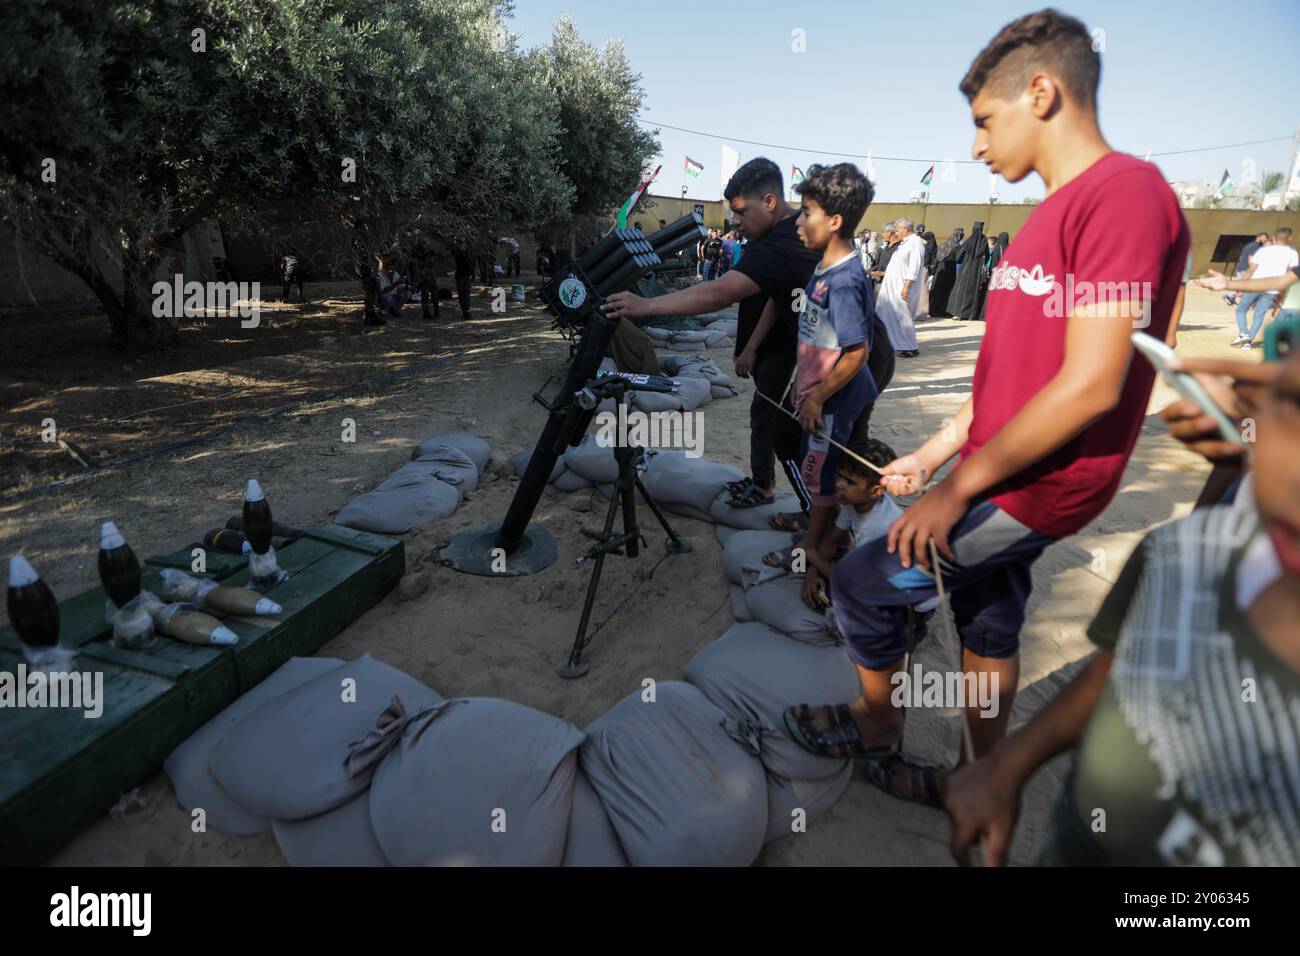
[495,311,620,553]
[647,212,707,259]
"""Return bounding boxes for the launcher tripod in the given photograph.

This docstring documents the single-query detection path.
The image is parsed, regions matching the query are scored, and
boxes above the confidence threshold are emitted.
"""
[556,375,690,678]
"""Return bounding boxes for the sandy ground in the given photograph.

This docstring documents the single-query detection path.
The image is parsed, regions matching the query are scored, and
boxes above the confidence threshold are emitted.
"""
[3,284,1247,866]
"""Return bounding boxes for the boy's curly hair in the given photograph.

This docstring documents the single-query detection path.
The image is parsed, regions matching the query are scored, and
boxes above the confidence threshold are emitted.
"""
[794,163,874,238]
[837,438,896,485]
[959,8,1100,110]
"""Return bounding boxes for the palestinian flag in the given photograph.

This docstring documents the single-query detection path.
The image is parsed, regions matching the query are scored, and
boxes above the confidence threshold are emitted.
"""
[920,164,935,186]
[616,164,662,229]
[1215,168,1233,198]
[791,165,805,185]
[684,155,703,178]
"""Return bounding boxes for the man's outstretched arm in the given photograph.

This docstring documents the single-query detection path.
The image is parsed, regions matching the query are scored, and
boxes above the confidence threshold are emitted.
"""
[601,270,760,320]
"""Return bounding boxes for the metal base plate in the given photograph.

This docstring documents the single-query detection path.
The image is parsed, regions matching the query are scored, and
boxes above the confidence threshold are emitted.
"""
[556,659,590,680]
[438,521,557,577]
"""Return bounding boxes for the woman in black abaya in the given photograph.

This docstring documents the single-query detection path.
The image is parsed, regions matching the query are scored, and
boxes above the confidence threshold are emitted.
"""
[949,220,986,320]
[975,232,1010,322]
[927,227,964,316]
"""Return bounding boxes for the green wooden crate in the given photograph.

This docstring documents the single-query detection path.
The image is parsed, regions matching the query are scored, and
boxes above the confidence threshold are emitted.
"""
[0,524,403,865]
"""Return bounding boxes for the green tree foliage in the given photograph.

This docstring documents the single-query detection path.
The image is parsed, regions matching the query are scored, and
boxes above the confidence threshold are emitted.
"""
[531,16,660,251]
[0,0,652,348]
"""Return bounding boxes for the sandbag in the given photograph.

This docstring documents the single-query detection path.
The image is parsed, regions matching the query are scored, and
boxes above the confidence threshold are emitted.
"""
[669,340,712,352]
[271,792,390,867]
[765,762,853,844]
[335,475,460,533]
[412,432,490,474]
[715,524,739,547]
[672,375,712,411]
[564,436,620,483]
[704,331,730,348]
[705,318,739,336]
[629,389,683,414]
[730,585,753,623]
[712,383,739,400]
[683,622,859,781]
[668,329,710,344]
[580,681,767,867]
[643,327,672,342]
[164,656,343,835]
[210,654,443,820]
[561,771,629,867]
[723,529,795,588]
[401,445,478,492]
[638,451,744,516]
[745,577,838,646]
[552,468,594,493]
[657,499,717,523]
[369,697,583,866]
[708,490,800,530]
[509,447,567,483]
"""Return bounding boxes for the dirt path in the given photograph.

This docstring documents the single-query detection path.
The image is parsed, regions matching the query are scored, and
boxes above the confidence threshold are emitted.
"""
[5,285,1238,866]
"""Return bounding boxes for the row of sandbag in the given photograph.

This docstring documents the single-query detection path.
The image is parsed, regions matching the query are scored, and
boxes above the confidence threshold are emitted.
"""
[335,432,492,534]
[643,314,739,352]
[163,617,859,865]
[517,441,805,531]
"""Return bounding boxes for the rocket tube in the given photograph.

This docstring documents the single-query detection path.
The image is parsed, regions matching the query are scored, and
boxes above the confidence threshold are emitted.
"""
[584,244,634,288]
[576,229,628,273]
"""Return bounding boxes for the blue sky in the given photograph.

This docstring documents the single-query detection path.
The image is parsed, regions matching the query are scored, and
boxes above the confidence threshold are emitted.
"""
[510,0,1299,204]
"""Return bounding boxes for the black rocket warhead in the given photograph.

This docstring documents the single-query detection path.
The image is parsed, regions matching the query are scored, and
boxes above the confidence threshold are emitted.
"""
[242,479,274,555]
[98,520,142,608]
[7,555,60,651]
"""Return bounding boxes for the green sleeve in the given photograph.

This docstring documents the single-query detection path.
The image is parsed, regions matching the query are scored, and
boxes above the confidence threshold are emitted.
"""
[1086,536,1151,651]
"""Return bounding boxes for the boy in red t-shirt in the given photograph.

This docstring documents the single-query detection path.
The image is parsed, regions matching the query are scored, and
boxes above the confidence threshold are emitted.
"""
[783,8,1191,807]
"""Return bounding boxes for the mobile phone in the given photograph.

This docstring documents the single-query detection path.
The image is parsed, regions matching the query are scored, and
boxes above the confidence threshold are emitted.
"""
[1265,313,1300,362]
[1131,332,1244,445]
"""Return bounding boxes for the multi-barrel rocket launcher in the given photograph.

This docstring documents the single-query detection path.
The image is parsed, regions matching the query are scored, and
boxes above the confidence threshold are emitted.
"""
[440,211,708,576]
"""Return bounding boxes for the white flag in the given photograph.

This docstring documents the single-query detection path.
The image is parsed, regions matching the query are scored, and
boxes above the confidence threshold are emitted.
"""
[988,171,999,201]
[865,149,877,185]
[720,144,740,197]
[1143,149,1152,163]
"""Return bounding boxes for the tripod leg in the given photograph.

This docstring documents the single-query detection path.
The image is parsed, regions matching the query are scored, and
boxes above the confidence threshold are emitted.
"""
[635,475,692,555]
[616,444,640,559]
[559,480,622,679]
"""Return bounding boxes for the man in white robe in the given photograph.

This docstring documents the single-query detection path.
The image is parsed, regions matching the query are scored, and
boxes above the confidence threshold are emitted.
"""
[876,217,924,357]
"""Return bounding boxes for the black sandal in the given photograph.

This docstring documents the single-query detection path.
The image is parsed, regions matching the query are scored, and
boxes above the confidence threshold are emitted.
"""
[769,511,809,532]
[724,476,754,496]
[863,751,947,808]
[782,704,890,759]
[727,483,776,509]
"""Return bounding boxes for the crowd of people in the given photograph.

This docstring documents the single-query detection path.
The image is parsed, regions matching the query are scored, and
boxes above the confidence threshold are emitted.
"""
[602,7,1299,866]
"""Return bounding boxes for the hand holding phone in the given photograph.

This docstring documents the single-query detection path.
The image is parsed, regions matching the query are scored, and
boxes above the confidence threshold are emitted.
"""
[1132,332,1244,445]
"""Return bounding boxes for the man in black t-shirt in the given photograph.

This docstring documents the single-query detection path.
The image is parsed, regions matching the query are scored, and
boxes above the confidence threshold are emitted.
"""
[604,158,821,505]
